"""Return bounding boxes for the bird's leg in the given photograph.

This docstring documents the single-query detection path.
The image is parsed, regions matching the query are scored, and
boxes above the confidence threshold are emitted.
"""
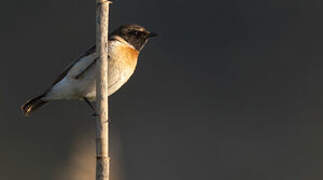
[83,98,112,122]
[83,97,98,117]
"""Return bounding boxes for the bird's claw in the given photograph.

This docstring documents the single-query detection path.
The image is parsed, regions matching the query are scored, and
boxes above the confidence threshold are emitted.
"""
[92,112,99,117]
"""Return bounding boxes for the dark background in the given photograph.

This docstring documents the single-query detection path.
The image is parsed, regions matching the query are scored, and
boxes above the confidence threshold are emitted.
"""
[1,0,323,179]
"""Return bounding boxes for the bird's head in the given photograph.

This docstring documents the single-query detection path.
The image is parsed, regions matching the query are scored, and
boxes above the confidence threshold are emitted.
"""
[110,24,157,51]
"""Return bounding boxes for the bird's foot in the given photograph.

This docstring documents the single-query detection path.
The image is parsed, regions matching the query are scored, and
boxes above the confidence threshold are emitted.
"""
[92,112,99,117]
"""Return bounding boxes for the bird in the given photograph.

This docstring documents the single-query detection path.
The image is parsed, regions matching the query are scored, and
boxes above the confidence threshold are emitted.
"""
[21,24,157,116]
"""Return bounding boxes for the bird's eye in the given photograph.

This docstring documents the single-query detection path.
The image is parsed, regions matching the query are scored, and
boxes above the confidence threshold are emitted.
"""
[129,30,138,36]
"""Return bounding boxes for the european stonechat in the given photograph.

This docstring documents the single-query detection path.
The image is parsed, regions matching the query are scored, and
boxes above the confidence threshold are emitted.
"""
[21,24,157,116]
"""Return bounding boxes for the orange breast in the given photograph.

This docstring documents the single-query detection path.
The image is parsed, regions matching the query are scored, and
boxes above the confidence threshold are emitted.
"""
[121,45,139,67]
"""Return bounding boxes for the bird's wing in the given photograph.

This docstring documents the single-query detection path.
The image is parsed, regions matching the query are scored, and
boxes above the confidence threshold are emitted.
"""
[50,45,96,86]
[74,57,98,79]
[49,34,120,87]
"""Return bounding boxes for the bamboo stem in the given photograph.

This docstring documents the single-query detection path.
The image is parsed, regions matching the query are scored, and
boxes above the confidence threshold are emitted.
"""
[96,0,112,180]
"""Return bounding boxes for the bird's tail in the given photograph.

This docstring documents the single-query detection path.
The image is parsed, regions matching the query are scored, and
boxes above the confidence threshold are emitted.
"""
[21,94,48,116]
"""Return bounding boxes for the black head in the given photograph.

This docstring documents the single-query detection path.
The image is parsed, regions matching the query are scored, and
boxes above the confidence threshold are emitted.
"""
[110,24,157,51]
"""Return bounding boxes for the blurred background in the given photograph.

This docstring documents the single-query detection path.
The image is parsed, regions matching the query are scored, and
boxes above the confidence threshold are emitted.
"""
[1,0,323,179]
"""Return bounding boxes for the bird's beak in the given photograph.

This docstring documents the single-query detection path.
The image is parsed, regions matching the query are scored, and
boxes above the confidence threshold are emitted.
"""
[148,32,158,38]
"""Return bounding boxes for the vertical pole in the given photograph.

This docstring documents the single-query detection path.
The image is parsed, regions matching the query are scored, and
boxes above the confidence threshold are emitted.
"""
[96,0,111,180]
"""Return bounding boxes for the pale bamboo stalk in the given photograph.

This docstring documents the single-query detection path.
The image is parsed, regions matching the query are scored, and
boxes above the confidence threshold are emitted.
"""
[96,0,112,180]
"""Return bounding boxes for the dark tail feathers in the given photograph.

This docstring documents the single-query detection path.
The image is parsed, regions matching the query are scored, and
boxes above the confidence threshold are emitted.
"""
[21,95,48,116]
